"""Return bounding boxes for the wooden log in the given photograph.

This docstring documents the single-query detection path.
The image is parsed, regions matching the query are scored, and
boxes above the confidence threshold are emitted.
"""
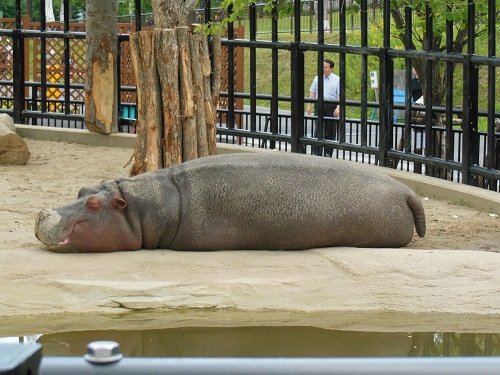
[190,32,209,158]
[155,28,182,167]
[176,27,198,162]
[200,33,217,155]
[129,32,145,175]
[0,114,30,165]
[210,32,222,109]
[129,30,163,175]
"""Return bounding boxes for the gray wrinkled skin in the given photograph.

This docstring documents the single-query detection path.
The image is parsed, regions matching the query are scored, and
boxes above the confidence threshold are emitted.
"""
[35,153,426,252]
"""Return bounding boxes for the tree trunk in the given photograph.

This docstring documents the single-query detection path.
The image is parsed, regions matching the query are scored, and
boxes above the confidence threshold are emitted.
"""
[152,0,198,29]
[84,0,118,134]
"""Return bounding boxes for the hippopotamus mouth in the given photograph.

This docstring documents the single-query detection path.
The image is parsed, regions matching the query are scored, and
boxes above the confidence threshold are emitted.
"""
[45,222,83,252]
[34,209,81,252]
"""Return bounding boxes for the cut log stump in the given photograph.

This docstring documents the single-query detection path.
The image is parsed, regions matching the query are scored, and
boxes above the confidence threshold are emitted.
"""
[128,26,220,176]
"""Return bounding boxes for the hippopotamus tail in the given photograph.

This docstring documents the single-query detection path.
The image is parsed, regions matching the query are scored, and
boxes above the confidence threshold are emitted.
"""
[407,193,426,237]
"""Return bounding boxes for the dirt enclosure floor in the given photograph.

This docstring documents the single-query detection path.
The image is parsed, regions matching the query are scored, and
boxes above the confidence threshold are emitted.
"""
[2,139,498,252]
[0,139,499,334]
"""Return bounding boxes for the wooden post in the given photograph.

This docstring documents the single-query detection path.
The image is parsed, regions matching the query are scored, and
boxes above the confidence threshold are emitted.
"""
[202,33,219,155]
[155,28,182,167]
[177,26,198,162]
[129,30,162,174]
[190,31,209,157]
[210,32,222,110]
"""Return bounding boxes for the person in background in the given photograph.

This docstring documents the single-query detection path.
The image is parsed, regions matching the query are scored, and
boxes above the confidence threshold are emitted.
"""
[410,67,422,102]
[306,59,340,157]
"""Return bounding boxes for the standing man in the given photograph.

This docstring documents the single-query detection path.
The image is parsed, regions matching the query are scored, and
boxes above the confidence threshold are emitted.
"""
[306,59,340,157]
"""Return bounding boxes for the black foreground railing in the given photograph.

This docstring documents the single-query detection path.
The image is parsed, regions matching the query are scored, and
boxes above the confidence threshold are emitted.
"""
[0,0,499,192]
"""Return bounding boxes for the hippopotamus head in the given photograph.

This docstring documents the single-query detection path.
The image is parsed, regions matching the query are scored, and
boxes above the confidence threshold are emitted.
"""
[35,182,141,252]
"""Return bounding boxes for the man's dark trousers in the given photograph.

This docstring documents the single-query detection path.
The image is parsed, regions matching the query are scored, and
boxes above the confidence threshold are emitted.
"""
[313,103,338,157]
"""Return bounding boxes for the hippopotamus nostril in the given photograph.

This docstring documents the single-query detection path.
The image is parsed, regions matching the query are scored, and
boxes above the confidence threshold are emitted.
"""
[34,209,63,245]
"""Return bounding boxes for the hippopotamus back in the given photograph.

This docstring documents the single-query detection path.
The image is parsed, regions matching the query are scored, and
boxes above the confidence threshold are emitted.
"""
[167,153,425,250]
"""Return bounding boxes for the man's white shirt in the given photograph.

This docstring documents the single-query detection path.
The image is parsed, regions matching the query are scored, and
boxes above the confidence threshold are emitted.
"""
[310,73,340,101]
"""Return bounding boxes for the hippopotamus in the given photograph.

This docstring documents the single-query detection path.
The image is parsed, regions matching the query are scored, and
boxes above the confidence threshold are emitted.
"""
[35,153,426,252]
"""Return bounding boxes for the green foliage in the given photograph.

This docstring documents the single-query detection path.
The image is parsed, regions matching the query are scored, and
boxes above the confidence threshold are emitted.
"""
[362,0,490,50]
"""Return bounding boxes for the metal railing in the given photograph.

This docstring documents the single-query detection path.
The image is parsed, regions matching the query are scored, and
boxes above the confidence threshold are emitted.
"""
[2,342,500,375]
[0,0,499,192]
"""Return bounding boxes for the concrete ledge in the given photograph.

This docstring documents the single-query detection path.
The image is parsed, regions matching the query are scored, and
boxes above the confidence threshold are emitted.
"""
[383,168,500,215]
[15,124,500,214]
[15,125,137,148]
[14,124,264,153]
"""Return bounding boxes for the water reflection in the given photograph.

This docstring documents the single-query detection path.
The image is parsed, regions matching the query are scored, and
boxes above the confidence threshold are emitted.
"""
[3,328,500,357]
[423,332,497,356]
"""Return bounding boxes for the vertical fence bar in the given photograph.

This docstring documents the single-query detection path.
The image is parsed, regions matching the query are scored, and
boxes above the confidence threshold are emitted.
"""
[461,1,479,186]
[377,0,393,167]
[338,0,346,146]
[445,4,454,165]
[378,47,392,167]
[226,5,235,131]
[40,0,47,114]
[249,3,257,138]
[403,5,412,161]
[270,2,279,150]
[290,0,305,154]
[204,0,211,24]
[117,38,123,127]
[63,0,70,116]
[135,0,142,31]
[314,0,325,156]
[12,0,25,124]
[360,0,368,152]
[423,4,433,176]
[486,0,496,190]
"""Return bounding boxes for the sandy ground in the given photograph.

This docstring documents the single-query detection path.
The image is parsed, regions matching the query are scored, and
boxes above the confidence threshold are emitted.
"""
[1,139,499,334]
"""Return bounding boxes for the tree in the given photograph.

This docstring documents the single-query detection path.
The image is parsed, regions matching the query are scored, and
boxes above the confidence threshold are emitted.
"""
[370,0,489,108]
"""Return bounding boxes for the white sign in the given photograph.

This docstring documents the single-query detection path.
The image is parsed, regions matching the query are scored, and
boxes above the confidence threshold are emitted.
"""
[370,71,378,89]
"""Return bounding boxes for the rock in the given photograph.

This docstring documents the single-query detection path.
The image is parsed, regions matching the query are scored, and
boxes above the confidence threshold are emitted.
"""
[0,114,30,165]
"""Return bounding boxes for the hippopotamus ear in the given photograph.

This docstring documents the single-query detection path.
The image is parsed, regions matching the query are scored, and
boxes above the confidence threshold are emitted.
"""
[113,195,127,210]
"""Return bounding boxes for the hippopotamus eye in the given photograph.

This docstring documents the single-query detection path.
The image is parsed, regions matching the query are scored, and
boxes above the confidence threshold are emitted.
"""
[86,196,102,213]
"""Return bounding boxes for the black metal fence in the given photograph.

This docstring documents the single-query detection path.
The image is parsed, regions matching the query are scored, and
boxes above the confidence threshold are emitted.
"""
[0,0,499,191]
